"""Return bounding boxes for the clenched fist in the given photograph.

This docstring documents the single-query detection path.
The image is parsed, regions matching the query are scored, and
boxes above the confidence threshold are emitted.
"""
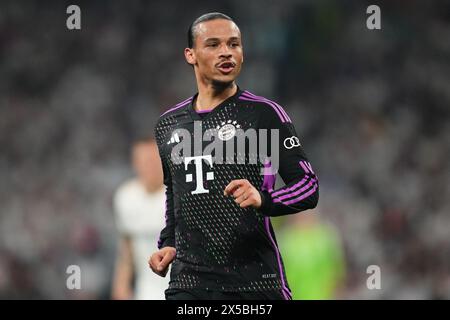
[224,179,262,209]
[148,246,176,277]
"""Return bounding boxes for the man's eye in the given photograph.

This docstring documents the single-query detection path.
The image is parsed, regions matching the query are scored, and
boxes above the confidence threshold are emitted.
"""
[208,43,218,47]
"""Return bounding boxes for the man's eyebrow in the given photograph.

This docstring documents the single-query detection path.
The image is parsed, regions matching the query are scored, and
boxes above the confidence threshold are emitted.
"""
[204,37,220,42]
[204,37,240,42]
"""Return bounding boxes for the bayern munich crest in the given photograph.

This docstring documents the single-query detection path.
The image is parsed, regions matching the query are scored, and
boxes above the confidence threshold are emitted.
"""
[216,120,241,141]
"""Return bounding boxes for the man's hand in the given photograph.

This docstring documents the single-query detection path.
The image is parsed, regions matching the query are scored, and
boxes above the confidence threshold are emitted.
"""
[224,179,262,209]
[148,246,176,277]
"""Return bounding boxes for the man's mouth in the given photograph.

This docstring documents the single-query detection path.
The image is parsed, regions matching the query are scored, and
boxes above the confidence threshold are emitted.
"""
[217,62,236,74]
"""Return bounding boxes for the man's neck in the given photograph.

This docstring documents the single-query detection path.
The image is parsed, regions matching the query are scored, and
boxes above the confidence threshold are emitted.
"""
[194,81,237,112]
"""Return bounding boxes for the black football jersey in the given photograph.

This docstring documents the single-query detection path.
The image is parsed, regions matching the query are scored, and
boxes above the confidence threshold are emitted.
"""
[154,88,319,297]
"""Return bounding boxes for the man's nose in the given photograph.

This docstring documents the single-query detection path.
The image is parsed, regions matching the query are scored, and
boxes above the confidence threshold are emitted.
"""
[219,52,232,60]
[218,44,232,58]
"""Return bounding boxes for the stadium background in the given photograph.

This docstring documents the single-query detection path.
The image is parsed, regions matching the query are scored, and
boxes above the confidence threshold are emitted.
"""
[0,0,449,299]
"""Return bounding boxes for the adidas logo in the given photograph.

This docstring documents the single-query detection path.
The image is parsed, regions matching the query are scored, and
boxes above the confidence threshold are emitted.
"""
[167,132,180,145]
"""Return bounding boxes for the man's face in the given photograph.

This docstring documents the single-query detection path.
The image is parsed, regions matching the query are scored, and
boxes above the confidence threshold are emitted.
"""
[186,19,243,85]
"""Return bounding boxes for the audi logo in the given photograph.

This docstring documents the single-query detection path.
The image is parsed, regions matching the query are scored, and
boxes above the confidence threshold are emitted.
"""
[283,136,301,149]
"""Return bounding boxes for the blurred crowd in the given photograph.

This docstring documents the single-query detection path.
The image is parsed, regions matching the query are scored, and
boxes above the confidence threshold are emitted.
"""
[0,0,449,299]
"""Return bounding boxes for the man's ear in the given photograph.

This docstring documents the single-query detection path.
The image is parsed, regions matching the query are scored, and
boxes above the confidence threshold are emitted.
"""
[184,48,196,65]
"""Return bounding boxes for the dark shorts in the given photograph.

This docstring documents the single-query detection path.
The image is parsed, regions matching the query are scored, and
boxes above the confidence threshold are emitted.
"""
[165,288,289,300]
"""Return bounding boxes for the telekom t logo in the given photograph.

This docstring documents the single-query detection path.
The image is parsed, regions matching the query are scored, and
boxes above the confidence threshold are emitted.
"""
[184,155,214,194]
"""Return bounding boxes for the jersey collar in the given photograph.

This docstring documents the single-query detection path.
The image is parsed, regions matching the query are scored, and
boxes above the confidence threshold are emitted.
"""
[188,86,243,121]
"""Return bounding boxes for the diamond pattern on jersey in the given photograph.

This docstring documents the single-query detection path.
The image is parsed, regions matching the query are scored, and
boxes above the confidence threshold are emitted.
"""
[170,273,200,289]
